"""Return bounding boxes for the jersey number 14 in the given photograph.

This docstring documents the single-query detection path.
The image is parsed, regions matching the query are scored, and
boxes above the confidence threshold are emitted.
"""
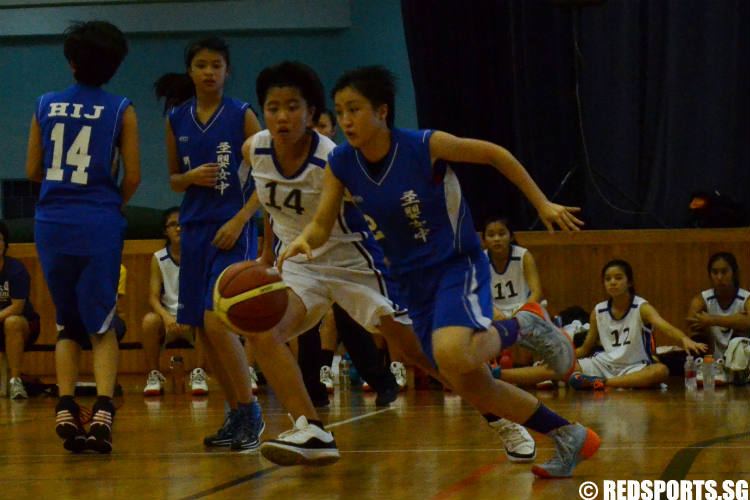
[46,123,91,185]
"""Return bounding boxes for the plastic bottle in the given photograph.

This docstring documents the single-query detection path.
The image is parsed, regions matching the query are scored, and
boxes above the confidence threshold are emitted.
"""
[339,356,350,387]
[684,355,697,392]
[170,355,185,394]
[702,355,715,392]
[499,349,513,370]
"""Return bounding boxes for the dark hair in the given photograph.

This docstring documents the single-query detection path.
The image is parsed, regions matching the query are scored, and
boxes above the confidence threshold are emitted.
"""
[256,61,325,123]
[708,251,740,288]
[601,259,636,296]
[161,206,180,244]
[318,108,336,126]
[63,21,128,86]
[332,66,396,128]
[0,220,9,256]
[482,216,513,237]
[154,37,231,114]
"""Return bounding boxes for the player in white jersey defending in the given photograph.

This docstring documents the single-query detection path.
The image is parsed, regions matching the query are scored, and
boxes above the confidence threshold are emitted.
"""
[240,62,441,466]
[501,259,707,389]
[141,207,208,396]
[687,252,749,385]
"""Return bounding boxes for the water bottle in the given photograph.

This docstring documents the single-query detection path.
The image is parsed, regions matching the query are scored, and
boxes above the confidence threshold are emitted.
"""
[684,355,697,392]
[702,355,715,392]
[339,357,350,387]
[170,355,186,394]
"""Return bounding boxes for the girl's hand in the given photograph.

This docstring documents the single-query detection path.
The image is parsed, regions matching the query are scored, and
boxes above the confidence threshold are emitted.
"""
[277,237,313,271]
[681,337,708,356]
[537,201,584,232]
[212,216,244,250]
[189,163,220,187]
[686,311,712,331]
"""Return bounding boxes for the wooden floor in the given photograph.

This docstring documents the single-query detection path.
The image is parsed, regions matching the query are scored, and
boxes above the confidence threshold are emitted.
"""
[1,376,748,500]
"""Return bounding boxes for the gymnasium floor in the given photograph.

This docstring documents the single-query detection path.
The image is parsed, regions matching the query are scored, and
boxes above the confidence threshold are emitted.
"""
[1,375,748,500]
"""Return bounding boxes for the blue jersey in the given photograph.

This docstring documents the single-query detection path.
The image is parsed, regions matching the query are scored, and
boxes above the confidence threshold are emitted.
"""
[328,128,481,274]
[34,84,129,254]
[169,96,254,224]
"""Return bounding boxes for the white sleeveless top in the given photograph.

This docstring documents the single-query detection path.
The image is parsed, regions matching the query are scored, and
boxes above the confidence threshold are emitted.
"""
[486,245,530,316]
[594,295,653,365]
[700,287,749,359]
[248,130,368,264]
[155,246,180,316]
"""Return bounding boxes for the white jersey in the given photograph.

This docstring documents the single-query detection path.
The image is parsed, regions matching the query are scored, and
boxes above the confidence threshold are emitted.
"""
[486,245,531,316]
[154,246,180,316]
[594,295,653,366]
[701,287,749,359]
[248,130,369,264]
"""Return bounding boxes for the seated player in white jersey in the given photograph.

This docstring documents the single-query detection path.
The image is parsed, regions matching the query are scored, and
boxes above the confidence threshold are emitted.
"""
[501,259,707,390]
[141,207,209,396]
[686,252,749,385]
[280,65,603,478]
[240,62,442,466]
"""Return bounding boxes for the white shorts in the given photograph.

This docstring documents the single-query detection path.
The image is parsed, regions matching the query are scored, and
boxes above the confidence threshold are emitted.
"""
[578,351,649,378]
[281,243,408,339]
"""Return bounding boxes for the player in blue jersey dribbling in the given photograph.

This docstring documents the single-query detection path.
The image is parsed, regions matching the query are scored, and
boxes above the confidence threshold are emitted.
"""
[280,66,601,478]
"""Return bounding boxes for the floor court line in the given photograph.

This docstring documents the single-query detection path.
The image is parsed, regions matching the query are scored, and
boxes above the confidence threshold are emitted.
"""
[175,407,395,500]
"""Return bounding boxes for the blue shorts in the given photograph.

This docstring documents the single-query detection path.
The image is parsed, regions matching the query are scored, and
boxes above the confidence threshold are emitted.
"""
[178,221,257,327]
[397,250,493,364]
[36,245,122,337]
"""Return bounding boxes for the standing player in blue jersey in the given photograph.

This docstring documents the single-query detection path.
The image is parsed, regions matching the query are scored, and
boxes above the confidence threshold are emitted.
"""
[279,66,600,478]
[154,37,264,451]
[25,21,140,453]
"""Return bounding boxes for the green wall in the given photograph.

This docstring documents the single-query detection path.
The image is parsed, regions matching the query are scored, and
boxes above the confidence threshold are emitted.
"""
[0,0,417,214]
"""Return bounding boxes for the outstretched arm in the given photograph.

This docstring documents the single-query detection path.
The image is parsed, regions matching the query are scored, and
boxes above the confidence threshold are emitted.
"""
[277,165,344,269]
[641,302,707,356]
[429,131,584,232]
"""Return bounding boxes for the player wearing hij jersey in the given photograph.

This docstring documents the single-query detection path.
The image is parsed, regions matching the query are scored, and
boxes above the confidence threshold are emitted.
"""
[155,36,263,452]
[25,21,140,454]
[281,66,601,478]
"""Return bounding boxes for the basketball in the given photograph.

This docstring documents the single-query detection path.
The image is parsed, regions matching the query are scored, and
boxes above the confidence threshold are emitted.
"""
[213,261,288,333]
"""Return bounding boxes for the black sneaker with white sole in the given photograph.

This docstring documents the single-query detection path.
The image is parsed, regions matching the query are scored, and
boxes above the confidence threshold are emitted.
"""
[204,410,236,447]
[260,415,340,466]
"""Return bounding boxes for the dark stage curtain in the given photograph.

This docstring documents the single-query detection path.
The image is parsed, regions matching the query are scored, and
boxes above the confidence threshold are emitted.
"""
[400,0,749,230]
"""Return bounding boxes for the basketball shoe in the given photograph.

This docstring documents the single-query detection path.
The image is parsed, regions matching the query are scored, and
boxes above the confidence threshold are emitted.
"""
[9,377,28,399]
[55,397,88,452]
[260,415,340,466]
[204,410,236,447]
[190,367,209,395]
[248,366,260,394]
[568,372,606,391]
[390,361,407,390]
[532,424,601,478]
[319,365,334,393]
[488,418,536,462]
[231,401,265,451]
[143,370,166,396]
[87,398,115,454]
[515,303,576,377]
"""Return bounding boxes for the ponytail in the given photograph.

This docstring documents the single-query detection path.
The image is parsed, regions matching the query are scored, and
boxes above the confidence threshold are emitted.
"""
[154,73,195,114]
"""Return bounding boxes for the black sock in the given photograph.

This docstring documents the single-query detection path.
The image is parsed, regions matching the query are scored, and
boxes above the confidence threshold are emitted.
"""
[308,419,325,430]
[57,395,76,411]
[321,349,335,368]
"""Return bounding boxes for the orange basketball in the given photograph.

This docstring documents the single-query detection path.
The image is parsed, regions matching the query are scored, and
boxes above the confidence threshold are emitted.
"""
[213,261,288,333]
